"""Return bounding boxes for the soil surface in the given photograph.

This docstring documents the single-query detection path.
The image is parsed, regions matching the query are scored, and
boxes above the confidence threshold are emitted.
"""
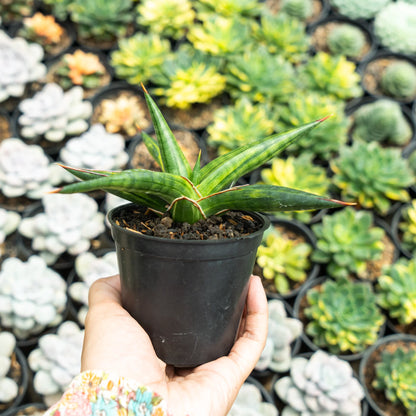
[113,205,263,240]
[0,114,12,142]
[363,340,416,416]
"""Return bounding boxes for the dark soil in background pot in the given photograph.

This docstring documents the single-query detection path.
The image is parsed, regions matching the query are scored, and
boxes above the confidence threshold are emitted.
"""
[0,111,12,142]
[113,205,263,240]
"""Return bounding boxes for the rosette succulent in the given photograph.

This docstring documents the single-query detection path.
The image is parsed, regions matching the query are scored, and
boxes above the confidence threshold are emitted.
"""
[151,45,226,110]
[331,141,413,215]
[351,99,412,146]
[28,321,84,407]
[18,194,105,265]
[275,92,349,159]
[374,2,416,55]
[0,138,63,199]
[70,0,134,43]
[0,31,46,103]
[0,256,67,339]
[0,0,34,23]
[312,207,385,280]
[0,332,18,404]
[53,87,347,226]
[329,0,391,19]
[274,350,365,416]
[69,251,118,325]
[110,33,172,85]
[399,201,416,254]
[377,257,416,325]
[256,225,312,295]
[260,154,332,222]
[206,98,275,155]
[59,124,128,172]
[298,52,362,101]
[18,83,92,143]
[42,0,74,21]
[194,0,262,20]
[0,209,20,244]
[225,46,297,104]
[380,61,416,100]
[305,278,385,354]
[137,0,195,40]
[373,347,416,416]
[255,299,302,373]
[327,24,366,59]
[280,0,313,19]
[251,11,310,64]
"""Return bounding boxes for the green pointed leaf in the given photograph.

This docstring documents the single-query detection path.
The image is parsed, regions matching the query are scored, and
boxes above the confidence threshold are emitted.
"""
[190,151,202,183]
[198,118,328,195]
[141,131,163,169]
[199,185,349,217]
[143,87,192,177]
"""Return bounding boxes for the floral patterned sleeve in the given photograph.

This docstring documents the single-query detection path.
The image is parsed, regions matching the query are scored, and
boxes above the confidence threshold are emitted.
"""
[43,370,170,416]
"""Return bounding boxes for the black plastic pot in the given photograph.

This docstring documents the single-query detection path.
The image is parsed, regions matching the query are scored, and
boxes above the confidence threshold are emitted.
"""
[359,333,416,416]
[108,203,270,367]
[390,203,414,260]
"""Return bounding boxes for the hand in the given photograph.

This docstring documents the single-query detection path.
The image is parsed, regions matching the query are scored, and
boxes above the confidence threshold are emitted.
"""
[81,274,268,416]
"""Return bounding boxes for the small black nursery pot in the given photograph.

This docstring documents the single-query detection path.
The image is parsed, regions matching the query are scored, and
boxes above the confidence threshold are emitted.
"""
[109,203,270,368]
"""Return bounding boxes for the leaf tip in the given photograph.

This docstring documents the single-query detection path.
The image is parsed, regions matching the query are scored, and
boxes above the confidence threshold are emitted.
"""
[141,83,149,95]
[317,114,334,123]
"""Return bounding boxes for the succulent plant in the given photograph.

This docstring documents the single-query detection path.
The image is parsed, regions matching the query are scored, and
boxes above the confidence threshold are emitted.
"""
[55,50,107,90]
[54,87,347,225]
[229,382,278,416]
[206,97,275,155]
[0,31,46,103]
[374,2,416,55]
[0,209,20,244]
[194,0,262,20]
[18,194,105,265]
[96,93,149,137]
[137,0,195,40]
[327,24,366,59]
[399,200,416,254]
[59,124,128,173]
[331,141,413,215]
[274,350,365,416]
[0,138,63,199]
[251,11,310,64]
[329,0,391,19]
[18,13,65,54]
[187,15,251,57]
[69,251,118,325]
[256,225,313,295]
[376,257,416,326]
[28,321,84,407]
[70,0,134,43]
[351,99,412,146]
[256,299,303,373]
[225,46,297,104]
[0,332,18,404]
[151,45,226,110]
[0,0,34,22]
[298,52,362,101]
[380,61,416,100]
[0,256,67,340]
[305,278,385,354]
[42,0,74,21]
[260,154,332,222]
[312,207,385,279]
[373,346,416,416]
[275,92,349,159]
[18,83,92,143]
[281,0,313,19]
[110,33,172,85]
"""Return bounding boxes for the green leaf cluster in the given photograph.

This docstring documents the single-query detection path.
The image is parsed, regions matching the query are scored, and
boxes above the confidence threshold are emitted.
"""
[194,0,263,20]
[206,98,275,155]
[377,257,416,325]
[373,347,416,416]
[137,0,196,40]
[329,0,390,19]
[56,88,346,224]
[331,141,413,215]
[312,208,385,279]
[327,24,366,59]
[0,0,34,22]
[70,0,134,42]
[256,226,312,294]
[399,200,416,254]
[305,278,385,354]
[280,0,313,20]
[380,61,416,100]
[42,0,74,20]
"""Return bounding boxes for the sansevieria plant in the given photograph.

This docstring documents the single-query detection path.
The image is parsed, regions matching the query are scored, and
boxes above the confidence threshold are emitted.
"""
[53,86,348,224]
